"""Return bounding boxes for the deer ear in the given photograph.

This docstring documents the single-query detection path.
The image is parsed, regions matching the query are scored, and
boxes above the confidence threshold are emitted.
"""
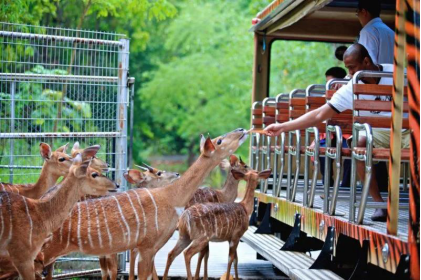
[56,143,69,154]
[39,143,52,160]
[82,145,100,159]
[199,134,206,153]
[231,169,245,180]
[258,169,272,180]
[124,169,144,184]
[71,142,80,154]
[74,159,90,178]
[200,136,215,157]
[229,155,239,166]
[239,156,246,165]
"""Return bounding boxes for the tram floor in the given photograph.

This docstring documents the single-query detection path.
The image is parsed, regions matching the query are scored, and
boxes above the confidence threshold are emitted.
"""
[127,229,289,279]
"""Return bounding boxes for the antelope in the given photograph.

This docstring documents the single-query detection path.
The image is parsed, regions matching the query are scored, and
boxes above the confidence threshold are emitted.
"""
[0,146,118,280]
[98,167,181,280]
[185,154,252,279]
[0,143,72,199]
[24,166,179,280]
[163,168,272,280]
[38,128,248,280]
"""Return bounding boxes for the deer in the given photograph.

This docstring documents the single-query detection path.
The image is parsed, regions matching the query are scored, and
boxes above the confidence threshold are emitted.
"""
[184,154,252,279]
[92,167,181,280]
[37,128,248,280]
[0,166,179,280]
[0,143,72,199]
[0,145,118,280]
[163,168,272,280]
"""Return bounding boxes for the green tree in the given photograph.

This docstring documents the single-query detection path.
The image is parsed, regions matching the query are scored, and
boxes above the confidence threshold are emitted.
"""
[139,1,253,164]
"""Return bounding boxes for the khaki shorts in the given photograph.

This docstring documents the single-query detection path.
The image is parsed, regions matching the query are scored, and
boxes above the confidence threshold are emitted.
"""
[347,129,411,149]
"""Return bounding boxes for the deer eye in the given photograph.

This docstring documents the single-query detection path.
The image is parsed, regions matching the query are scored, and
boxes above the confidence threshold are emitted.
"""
[217,139,222,145]
[157,172,162,176]
[92,172,99,178]
[244,165,248,168]
[59,157,66,162]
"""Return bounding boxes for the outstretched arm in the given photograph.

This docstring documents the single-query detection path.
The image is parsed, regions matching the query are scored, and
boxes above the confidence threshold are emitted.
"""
[264,104,338,136]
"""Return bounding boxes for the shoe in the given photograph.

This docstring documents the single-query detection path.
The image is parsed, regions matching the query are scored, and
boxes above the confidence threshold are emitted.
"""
[371,209,387,222]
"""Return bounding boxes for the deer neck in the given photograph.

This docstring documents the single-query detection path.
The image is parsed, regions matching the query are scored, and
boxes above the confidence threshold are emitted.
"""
[219,169,239,202]
[239,179,259,216]
[162,155,218,207]
[30,163,61,198]
[38,175,82,233]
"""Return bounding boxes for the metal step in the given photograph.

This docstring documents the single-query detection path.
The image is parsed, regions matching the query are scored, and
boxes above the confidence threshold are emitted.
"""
[241,226,343,280]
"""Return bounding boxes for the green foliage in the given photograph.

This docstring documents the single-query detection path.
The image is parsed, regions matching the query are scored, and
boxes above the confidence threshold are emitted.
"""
[138,1,253,162]
[269,41,339,96]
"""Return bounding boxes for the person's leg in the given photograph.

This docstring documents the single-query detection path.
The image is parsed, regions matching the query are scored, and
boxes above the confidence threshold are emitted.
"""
[318,139,334,187]
[340,137,351,188]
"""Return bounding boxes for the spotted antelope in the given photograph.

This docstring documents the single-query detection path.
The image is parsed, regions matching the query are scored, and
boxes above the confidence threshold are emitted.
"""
[163,168,271,280]
[0,146,117,280]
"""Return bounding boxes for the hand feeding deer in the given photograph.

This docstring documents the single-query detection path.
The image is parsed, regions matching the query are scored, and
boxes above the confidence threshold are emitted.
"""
[163,168,271,280]
[38,128,248,280]
[0,146,118,280]
[184,155,252,279]
[0,143,72,199]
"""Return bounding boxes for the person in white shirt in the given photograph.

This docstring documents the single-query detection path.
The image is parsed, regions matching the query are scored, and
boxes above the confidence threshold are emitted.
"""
[356,0,394,64]
[264,44,410,222]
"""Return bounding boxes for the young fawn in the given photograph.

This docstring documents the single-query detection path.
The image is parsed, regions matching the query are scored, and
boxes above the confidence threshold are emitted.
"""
[0,146,117,280]
[185,154,252,278]
[39,128,248,280]
[0,143,72,199]
[163,168,271,280]
[185,155,250,208]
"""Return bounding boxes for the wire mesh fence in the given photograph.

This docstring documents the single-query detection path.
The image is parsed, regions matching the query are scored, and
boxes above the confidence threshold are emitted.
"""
[0,22,130,189]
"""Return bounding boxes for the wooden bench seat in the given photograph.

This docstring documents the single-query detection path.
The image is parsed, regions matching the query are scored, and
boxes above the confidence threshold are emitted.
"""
[353,147,410,160]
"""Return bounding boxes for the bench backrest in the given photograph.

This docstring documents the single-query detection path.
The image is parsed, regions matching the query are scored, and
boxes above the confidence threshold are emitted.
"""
[353,84,409,129]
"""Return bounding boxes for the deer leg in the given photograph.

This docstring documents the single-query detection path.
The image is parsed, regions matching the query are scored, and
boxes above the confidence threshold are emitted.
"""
[234,251,239,280]
[136,248,155,280]
[152,260,158,280]
[194,245,208,279]
[99,256,109,280]
[225,240,239,280]
[129,248,138,280]
[107,254,118,280]
[163,237,192,280]
[12,259,36,280]
[184,238,209,280]
[203,245,210,280]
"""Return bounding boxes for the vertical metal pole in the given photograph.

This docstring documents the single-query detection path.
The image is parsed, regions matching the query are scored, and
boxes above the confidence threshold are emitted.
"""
[9,81,16,183]
[116,39,129,190]
[128,77,135,170]
[387,0,406,235]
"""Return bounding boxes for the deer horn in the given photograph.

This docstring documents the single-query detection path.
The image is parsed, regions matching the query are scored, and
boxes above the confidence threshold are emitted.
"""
[135,165,148,171]
[239,156,245,164]
[142,162,154,172]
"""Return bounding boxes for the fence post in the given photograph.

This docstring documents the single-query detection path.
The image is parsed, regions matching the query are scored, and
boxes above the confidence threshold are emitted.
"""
[116,38,130,191]
[9,81,16,183]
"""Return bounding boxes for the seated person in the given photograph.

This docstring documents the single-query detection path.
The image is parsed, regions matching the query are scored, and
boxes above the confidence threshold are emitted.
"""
[264,43,410,222]
[317,67,351,189]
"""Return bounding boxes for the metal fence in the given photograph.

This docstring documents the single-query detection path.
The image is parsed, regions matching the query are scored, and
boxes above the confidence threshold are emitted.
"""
[0,22,131,276]
[0,22,130,189]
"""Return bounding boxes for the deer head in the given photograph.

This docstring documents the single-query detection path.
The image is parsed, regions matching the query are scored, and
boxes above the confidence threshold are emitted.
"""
[70,152,118,196]
[71,142,109,172]
[231,168,272,183]
[199,128,248,161]
[138,163,180,183]
[39,143,72,177]
[124,165,180,188]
